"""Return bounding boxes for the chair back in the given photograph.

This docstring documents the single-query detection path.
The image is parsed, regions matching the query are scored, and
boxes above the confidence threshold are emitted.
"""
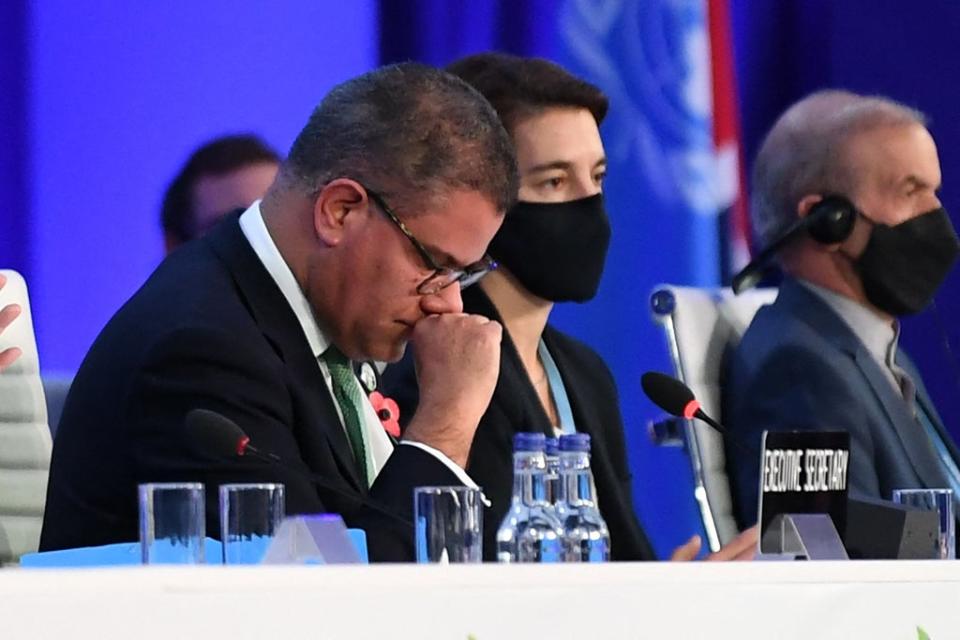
[0,269,52,563]
[42,375,73,438]
[650,285,777,550]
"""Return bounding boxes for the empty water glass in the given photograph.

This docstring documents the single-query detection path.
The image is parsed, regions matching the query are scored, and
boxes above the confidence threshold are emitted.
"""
[892,488,955,559]
[139,482,205,564]
[414,486,483,563]
[219,483,285,564]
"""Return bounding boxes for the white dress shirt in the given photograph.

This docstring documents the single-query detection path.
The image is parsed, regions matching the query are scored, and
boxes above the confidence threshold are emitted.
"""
[238,201,476,487]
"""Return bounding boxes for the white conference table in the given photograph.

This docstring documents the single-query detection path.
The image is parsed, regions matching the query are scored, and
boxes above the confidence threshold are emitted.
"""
[1,561,958,639]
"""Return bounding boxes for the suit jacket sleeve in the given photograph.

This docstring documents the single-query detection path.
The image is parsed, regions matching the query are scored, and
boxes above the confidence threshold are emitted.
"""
[727,345,880,527]
[128,326,324,519]
[126,326,457,561]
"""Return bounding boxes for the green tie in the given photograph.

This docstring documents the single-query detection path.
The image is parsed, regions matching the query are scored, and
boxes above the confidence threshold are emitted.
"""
[323,346,369,488]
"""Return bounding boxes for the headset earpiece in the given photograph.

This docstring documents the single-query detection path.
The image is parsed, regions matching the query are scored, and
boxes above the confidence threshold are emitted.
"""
[805,195,857,245]
[732,193,859,294]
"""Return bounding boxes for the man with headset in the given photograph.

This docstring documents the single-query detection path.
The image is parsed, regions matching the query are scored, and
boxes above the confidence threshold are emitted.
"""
[725,90,960,527]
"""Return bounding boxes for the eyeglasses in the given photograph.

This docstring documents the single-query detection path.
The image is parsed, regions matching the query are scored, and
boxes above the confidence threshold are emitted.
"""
[364,187,498,295]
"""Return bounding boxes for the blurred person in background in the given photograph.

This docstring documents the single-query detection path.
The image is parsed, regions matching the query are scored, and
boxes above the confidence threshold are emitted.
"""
[161,134,280,253]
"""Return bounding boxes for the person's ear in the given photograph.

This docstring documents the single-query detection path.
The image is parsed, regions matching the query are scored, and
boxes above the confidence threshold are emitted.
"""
[798,193,863,253]
[312,178,367,246]
[796,194,824,220]
[797,194,849,253]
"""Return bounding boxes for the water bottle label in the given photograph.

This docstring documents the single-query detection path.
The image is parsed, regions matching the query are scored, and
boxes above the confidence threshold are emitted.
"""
[587,542,609,563]
[540,544,562,563]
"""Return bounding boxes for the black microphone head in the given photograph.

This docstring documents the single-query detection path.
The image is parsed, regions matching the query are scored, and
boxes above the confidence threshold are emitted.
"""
[641,371,696,417]
[183,408,249,459]
[732,262,763,295]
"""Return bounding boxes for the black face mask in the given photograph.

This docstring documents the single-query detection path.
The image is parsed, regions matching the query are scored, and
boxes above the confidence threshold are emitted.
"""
[857,207,960,316]
[488,194,611,303]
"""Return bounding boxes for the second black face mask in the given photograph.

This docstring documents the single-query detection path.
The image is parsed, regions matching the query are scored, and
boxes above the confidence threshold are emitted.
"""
[857,206,960,316]
[488,193,611,303]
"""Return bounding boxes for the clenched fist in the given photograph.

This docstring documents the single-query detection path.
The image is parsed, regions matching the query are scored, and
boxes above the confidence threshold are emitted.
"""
[402,312,502,467]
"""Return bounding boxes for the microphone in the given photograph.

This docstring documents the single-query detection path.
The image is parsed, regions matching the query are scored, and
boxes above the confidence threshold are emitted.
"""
[182,408,412,527]
[640,371,728,435]
[184,409,281,462]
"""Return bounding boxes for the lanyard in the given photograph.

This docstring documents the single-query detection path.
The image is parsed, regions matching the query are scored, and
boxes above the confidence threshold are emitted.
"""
[918,402,960,503]
[538,339,576,435]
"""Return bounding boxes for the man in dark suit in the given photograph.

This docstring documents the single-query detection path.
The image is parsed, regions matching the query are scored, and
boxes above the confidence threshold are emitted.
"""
[39,63,518,561]
[726,90,960,527]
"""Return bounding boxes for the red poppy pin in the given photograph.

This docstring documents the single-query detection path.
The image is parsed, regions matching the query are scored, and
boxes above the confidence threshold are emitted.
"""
[369,391,401,438]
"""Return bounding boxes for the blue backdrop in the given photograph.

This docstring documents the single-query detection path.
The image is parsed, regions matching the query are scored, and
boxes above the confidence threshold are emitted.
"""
[4,0,960,558]
[0,1,378,372]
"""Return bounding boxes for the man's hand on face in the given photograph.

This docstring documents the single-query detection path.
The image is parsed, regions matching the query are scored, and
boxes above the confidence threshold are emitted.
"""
[402,312,502,468]
[669,525,758,562]
[0,274,23,373]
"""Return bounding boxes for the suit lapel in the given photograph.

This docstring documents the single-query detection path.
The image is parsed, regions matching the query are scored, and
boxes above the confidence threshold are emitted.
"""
[854,347,948,488]
[898,353,960,480]
[780,279,948,490]
[915,392,960,466]
[205,215,363,491]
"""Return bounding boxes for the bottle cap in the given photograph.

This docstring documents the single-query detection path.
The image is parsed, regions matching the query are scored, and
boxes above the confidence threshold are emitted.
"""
[545,437,559,456]
[513,432,546,452]
[559,433,591,452]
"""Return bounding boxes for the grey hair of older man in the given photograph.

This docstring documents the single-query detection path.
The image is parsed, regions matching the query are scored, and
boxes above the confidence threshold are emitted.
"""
[750,90,927,248]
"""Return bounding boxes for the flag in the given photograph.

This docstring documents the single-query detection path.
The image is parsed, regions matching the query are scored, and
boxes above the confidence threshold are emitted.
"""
[554,0,731,556]
[708,0,751,280]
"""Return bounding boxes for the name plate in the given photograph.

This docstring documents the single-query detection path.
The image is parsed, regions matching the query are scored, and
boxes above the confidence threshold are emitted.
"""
[758,430,850,553]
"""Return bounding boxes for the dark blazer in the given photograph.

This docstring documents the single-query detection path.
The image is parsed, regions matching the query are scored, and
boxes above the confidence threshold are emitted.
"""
[40,214,460,561]
[724,277,960,527]
[382,286,656,561]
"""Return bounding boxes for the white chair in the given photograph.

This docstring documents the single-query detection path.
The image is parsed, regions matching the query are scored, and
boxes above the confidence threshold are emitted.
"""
[42,375,73,438]
[0,269,52,563]
[649,285,777,551]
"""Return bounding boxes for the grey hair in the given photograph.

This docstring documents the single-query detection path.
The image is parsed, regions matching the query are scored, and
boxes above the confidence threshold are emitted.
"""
[281,62,518,215]
[751,90,928,246]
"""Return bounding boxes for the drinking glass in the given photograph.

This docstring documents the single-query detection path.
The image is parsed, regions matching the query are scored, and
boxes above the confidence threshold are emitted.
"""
[414,486,483,563]
[219,483,285,564]
[892,488,955,559]
[139,482,205,564]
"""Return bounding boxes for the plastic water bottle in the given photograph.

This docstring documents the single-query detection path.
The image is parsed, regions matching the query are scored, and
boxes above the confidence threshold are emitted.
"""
[496,432,564,563]
[544,437,560,505]
[556,433,610,562]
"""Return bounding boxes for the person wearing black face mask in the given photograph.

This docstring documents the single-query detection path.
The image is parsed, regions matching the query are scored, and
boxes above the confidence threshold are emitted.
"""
[725,90,960,530]
[486,195,611,303]
[382,53,759,562]
[852,204,959,316]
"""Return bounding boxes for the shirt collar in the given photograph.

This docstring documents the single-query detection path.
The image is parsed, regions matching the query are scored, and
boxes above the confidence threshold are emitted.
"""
[238,200,329,358]
[798,278,899,366]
